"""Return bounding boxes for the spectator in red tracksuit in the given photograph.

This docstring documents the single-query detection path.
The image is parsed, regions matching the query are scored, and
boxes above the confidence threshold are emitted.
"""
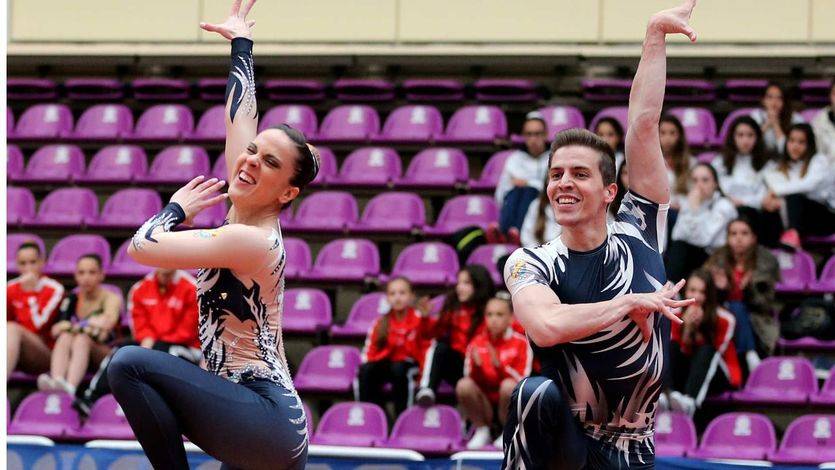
[358,277,423,417]
[666,268,742,417]
[415,265,495,407]
[7,242,65,380]
[457,293,532,450]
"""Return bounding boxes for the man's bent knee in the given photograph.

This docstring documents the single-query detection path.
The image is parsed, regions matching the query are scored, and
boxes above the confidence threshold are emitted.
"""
[107,346,150,387]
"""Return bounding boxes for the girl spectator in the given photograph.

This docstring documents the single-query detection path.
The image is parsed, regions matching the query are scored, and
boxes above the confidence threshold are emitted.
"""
[666,163,737,282]
[667,269,741,416]
[810,80,835,159]
[704,217,780,368]
[457,293,531,450]
[763,123,835,247]
[37,254,122,395]
[7,242,64,379]
[415,265,495,407]
[594,117,626,172]
[660,114,696,209]
[751,82,804,154]
[358,277,423,416]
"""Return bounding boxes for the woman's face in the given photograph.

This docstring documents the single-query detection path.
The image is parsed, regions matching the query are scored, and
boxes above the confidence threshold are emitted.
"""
[595,122,621,152]
[762,85,784,114]
[75,258,104,294]
[659,121,680,155]
[228,129,301,212]
[484,299,512,337]
[690,165,717,195]
[16,247,43,278]
[733,123,757,155]
[455,270,475,303]
[386,278,414,312]
[786,129,808,161]
[727,220,756,256]
[684,276,706,308]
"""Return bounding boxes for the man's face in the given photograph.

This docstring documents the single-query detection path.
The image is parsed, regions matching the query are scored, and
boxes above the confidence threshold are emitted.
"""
[547,145,615,227]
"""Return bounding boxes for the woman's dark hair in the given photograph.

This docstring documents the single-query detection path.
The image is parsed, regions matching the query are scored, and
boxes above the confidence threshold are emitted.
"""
[17,241,42,257]
[77,253,103,270]
[440,265,495,340]
[685,268,720,346]
[609,160,628,218]
[723,216,759,273]
[594,117,625,153]
[690,162,724,198]
[551,128,617,186]
[660,114,692,195]
[721,115,768,173]
[272,124,319,190]
[533,174,550,245]
[375,276,414,350]
[778,123,817,178]
[763,82,794,138]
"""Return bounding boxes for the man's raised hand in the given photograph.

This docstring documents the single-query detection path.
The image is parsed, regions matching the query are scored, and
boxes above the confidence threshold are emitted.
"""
[649,0,698,42]
[200,0,257,41]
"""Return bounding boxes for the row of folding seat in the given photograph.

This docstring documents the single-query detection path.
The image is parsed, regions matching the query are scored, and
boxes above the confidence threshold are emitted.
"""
[708,357,835,405]
[7,144,510,191]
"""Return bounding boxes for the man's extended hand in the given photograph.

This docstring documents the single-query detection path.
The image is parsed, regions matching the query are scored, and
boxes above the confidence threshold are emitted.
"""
[200,0,257,41]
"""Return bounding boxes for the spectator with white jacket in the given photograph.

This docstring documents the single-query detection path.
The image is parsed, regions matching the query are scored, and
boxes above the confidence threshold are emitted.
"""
[750,82,804,154]
[810,80,835,160]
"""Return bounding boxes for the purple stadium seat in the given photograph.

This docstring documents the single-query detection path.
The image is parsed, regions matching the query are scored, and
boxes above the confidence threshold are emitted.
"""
[470,150,513,191]
[512,105,585,143]
[777,335,835,352]
[330,292,389,339]
[188,104,226,141]
[90,189,162,229]
[264,79,326,102]
[7,234,45,274]
[110,239,153,278]
[768,415,835,465]
[192,199,228,229]
[654,411,698,457]
[384,405,463,455]
[334,79,395,102]
[466,244,516,285]
[311,402,388,447]
[283,288,332,334]
[333,147,402,188]
[45,234,112,276]
[403,79,465,102]
[132,104,194,141]
[732,357,816,405]
[310,146,337,186]
[303,402,315,438]
[258,105,318,138]
[799,80,832,105]
[697,151,718,164]
[690,412,776,461]
[131,78,190,101]
[196,78,227,102]
[589,106,629,133]
[667,107,717,147]
[390,242,460,286]
[141,146,211,184]
[305,238,380,282]
[665,79,717,103]
[18,144,85,184]
[771,249,816,293]
[292,191,358,232]
[425,195,499,236]
[811,256,835,294]
[72,104,134,140]
[13,103,73,139]
[800,108,823,124]
[8,108,15,137]
[474,79,538,102]
[811,368,835,405]
[80,145,148,184]
[8,392,80,439]
[716,107,757,145]
[65,78,124,101]
[399,148,468,189]
[7,78,58,101]
[212,153,229,180]
[352,192,426,234]
[372,105,443,143]
[25,187,98,228]
[7,187,36,226]
[282,237,311,280]
[74,394,134,440]
[293,346,361,393]
[725,79,769,103]
[582,79,632,102]
[438,105,507,144]
[318,105,380,142]
[279,205,295,229]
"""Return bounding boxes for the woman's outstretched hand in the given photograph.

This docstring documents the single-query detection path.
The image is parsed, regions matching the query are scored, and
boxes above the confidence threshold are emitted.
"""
[170,176,228,226]
[200,0,257,40]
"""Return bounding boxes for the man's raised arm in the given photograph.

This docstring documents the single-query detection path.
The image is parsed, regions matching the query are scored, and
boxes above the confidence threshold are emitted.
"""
[625,0,698,204]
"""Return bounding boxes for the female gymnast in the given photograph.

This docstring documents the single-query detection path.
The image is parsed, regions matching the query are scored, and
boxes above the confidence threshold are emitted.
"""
[107,1,318,468]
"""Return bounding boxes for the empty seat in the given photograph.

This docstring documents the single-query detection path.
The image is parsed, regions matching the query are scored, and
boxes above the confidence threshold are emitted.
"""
[192,199,228,229]
[768,415,835,465]
[196,78,227,102]
[425,195,499,236]
[330,292,390,339]
[466,244,516,285]
[258,104,318,138]
[7,233,45,274]
[310,146,337,186]
[333,147,402,188]
[305,238,380,282]
[74,394,133,440]
[403,79,464,102]
[438,105,507,144]
[282,288,332,334]
[689,412,776,461]
[8,392,80,439]
[318,105,380,142]
[810,255,835,294]
[131,78,190,101]
[7,187,36,226]
[90,189,162,229]
[133,104,194,140]
[334,79,395,102]
[26,187,98,228]
[474,79,538,102]
[141,146,211,184]
[7,78,58,101]
[282,237,311,280]
[667,107,717,147]
[582,79,632,102]
[72,104,134,140]
[811,368,835,405]
[732,357,816,405]
[384,405,463,455]
[80,145,148,184]
[18,144,86,184]
[390,242,459,286]
[533,105,586,139]
[725,79,768,103]
[14,103,74,139]
[353,192,425,234]
[799,79,832,105]
[189,104,226,141]
[589,106,629,133]
[372,105,443,143]
[292,191,358,232]
[665,79,717,103]
[293,346,361,393]
[65,78,124,101]
[263,79,326,102]
[399,148,468,189]
[716,107,757,145]
[654,411,698,457]
[311,402,388,447]
[470,150,513,191]
[45,234,111,276]
[110,239,153,278]
[771,249,816,293]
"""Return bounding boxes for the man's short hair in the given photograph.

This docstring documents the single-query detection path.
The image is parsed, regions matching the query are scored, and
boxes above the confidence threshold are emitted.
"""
[17,242,42,257]
[549,128,617,186]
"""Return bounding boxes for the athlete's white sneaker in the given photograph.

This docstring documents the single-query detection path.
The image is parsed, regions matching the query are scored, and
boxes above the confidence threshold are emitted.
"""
[37,374,58,392]
[668,391,696,416]
[657,392,670,412]
[415,387,435,407]
[746,350,762,373]
[54,377,76,396]
[466,426,492,450]
[493,434,504,450]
